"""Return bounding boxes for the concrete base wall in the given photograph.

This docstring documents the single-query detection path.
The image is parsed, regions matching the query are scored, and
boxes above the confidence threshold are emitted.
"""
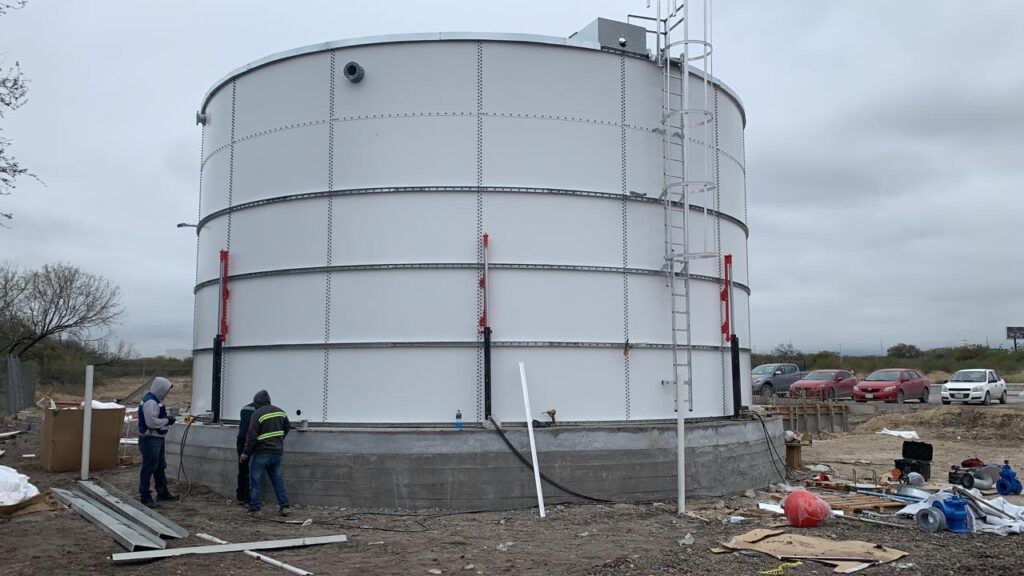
[166,417,783,510]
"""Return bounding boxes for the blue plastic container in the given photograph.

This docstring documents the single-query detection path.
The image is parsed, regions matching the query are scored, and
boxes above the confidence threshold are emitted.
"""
[455,410,463,430]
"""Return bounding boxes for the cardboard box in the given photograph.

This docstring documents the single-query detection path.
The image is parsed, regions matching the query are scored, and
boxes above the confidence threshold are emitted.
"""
[41,405,126,472]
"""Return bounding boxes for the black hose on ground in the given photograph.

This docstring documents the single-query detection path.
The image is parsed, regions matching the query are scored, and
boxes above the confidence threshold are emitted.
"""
[488,417,612,503]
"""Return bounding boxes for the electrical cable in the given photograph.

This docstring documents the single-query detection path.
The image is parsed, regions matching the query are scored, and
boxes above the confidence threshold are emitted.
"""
[748,410,788,482]
[175,419,195,500]
[488,417,612,503]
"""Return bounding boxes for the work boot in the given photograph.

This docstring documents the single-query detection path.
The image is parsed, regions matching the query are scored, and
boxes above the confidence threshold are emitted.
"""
[247,506,262,516]
[156,491,178,502]
[141,500,160,509]
[278,505,290,517]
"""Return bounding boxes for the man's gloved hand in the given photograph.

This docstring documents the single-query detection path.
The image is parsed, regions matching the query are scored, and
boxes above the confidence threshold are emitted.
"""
[239,453,249,463]
[166,415,177,426]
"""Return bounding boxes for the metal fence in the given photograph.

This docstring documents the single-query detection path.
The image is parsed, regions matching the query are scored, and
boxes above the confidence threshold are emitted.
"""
[0,355,38,415]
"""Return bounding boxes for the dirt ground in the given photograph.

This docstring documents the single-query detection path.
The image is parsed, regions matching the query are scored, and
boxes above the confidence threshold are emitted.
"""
[2,399,1024,575]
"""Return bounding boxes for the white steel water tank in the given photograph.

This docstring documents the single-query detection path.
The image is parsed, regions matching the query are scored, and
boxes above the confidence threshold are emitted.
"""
[191,27,750,424]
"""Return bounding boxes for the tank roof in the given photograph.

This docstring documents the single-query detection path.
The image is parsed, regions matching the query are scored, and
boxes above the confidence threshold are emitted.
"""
[199,31,745,124]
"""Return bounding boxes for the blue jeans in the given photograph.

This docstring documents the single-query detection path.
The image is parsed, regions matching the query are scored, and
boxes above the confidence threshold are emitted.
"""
[138,435,168,502]
[249,451,289,510]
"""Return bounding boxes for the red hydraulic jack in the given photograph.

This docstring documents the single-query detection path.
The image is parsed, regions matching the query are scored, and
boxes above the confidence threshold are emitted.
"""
[721,254,743,418]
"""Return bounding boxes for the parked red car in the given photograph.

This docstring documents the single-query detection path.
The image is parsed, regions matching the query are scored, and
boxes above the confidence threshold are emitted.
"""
[789,370,858,401]
[853,368,930,403]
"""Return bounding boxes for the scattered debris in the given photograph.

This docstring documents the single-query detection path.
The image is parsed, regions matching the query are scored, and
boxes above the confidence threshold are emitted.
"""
[428,569,443,575]
[0,492,62,520]
[678,533,694,546]
[0,430,25,440]
[495,541,514,552]
[367,541,385,546]
[463,564,475,570]
[728,516,752,524]
[712,528,908,573]
[21,453,34,458]
[196,533,313,576]
[0,465,39,506]
[110,534,348,563]
[782,491,830,528]
[894,563,915,570]
[301,518,313,527]
[758,561,803,575]
[877,429,920,440]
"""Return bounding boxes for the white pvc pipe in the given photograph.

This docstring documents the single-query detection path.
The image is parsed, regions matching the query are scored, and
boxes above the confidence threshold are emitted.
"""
[81,365,94,481]
[195,533,313,575]
[518,361,545,518]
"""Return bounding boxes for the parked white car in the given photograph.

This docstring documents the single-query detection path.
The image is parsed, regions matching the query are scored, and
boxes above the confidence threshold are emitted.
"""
[941,369,1007,405]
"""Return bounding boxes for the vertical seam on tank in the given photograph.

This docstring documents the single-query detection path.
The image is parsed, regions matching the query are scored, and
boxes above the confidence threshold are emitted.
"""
[620,54,630,420]
[221,80,237,411]
[475,42,484,423]
[714,87,726,415]
[193,124,204,403]
[742,126,751,354]
[323,52,336,423]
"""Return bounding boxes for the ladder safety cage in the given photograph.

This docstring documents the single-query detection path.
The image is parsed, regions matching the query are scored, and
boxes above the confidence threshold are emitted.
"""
[631,1,722,413]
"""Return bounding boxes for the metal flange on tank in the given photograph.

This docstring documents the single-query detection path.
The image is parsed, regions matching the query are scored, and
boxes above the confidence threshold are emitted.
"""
[342,61,364,83]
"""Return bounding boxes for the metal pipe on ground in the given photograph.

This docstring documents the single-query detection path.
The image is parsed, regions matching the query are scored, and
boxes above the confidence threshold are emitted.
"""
[196,533,313,575]
[110,535,347,563]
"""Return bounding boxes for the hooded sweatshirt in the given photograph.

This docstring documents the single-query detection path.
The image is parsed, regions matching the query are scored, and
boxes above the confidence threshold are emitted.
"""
[138,377,173,437]
[242,390,290,455]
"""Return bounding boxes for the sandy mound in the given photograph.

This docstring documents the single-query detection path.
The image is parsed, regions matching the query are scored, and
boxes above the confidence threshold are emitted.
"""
[856,406,1024,441]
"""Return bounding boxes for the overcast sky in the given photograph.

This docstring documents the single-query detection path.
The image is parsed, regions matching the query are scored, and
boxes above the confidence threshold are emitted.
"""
[2,1,1022,356]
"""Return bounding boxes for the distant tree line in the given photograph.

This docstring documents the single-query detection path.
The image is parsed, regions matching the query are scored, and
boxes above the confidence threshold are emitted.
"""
[753,342,1024,378]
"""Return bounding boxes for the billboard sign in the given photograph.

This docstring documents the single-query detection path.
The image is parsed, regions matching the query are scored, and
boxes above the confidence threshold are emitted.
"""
[1008,327,1024,339]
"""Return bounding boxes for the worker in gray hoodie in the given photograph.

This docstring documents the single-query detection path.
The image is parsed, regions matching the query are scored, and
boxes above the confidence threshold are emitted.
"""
[137,376,177,507]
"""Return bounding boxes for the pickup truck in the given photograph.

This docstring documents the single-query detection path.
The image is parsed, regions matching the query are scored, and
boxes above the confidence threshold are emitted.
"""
[751,363,809,398]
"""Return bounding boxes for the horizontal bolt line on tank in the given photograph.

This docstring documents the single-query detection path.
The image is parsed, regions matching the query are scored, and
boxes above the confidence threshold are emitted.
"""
[193,263,751,294]
[200,120,746,175]
[194,186,748,234]
[192,340,753,354]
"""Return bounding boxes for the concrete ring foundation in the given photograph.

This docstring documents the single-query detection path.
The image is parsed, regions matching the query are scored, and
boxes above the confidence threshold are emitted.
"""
[166,417,783,511]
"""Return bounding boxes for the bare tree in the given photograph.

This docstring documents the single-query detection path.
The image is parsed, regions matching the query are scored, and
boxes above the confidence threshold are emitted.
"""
[1,263,124,357]
[0,1,31,224]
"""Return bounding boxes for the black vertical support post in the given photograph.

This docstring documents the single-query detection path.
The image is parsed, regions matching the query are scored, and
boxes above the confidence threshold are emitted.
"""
[211,336,223,423]
[483,326,492,420]
[731,334,742,418]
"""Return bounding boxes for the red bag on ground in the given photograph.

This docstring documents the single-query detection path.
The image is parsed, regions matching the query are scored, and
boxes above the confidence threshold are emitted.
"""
[962,457,984,468]
[782,490,831,528]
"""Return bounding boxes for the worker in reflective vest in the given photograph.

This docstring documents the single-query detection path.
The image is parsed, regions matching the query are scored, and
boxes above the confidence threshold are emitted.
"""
[239,390,291,516]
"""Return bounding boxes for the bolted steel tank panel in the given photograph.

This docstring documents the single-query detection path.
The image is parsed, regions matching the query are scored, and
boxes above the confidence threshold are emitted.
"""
[191,32,750,424]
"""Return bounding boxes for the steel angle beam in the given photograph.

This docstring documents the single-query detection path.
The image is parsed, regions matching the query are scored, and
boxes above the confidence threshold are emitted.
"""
[78,479,188,539]
[51,487,166,552]
[111,535,347,563]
